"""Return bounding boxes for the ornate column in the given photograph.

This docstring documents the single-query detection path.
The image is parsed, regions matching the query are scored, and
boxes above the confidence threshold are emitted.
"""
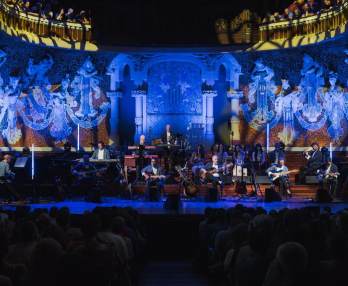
[132,89,146,143]
[227,89,243,144]
[106,68,122,146]
[203,90,217,145]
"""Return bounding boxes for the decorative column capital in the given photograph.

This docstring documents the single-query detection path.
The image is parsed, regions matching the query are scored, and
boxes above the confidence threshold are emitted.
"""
[206,117,214,124]
[107,91,122,98]
[202,90,218,98]
[227,89,243,99]
[134,117,143,125]
[131,90,147,98]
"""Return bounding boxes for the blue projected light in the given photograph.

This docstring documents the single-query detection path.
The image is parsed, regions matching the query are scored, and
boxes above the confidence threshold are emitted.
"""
[0,31,347,147]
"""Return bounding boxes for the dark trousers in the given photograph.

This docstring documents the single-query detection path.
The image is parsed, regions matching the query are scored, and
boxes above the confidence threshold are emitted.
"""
[206,174,223,199]
[273,176,290,198]
[145,179,164,201]
[323,178,338,198]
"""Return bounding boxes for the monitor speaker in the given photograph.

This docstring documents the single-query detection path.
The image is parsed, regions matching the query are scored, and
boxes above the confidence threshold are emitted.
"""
[316,188,332,203]
[164,194,181,210]
[264,188,282,202]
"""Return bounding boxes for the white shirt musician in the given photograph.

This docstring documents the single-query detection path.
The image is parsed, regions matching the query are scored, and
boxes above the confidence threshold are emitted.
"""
[266,160,291,197]
[162,124,173,144]
[91,141,110,160]
[205,155,222,178]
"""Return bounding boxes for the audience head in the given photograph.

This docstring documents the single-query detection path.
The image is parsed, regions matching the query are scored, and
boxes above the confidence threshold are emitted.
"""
[276,242,308,276]
[248,214,274,252]
[16,220,39,243]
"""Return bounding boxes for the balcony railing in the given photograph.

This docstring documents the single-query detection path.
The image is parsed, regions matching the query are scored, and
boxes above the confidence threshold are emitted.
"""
[0,1,96,51]
[215,0,348,50]
[259,0,348,42]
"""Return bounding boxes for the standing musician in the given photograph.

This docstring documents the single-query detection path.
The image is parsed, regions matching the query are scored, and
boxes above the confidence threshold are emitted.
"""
[142,158,165,201]
[135,134,147,181]
[91,141,110,160]
[268,142,285,165]
[222,156,234,177]
[317,159,340,198]
[300,142,323,183]
[161,124,177,171]
[0,154,20,201]
[233,144,246,167]
[190,144,206,179]
[267,159,292,198]
[161,124,175,145]
[251,143,267,174]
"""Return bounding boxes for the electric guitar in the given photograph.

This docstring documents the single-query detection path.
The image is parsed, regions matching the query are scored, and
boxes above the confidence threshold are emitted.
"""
[268,169,299,181]
[318,171,340,180]
[143,172,167,181]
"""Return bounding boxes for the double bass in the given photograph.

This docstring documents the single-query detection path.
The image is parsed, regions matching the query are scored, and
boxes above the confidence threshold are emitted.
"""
[175,165,198,197]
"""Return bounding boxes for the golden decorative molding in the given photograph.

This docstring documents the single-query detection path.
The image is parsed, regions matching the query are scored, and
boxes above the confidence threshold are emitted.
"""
[215,10,260,45]
[0,1,97,51]
[216,1,348,50]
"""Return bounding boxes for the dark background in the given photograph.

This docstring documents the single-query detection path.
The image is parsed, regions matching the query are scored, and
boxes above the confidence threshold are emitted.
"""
[62,0,291,45]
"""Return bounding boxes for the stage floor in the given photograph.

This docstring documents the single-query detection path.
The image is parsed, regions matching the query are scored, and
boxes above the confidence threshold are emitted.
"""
[1,197,348,215]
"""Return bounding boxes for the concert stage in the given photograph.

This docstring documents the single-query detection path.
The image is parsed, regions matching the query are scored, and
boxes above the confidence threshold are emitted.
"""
[2,197,348,215]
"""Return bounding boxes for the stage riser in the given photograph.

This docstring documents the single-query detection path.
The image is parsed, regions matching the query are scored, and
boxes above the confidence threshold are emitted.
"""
[131,184,318,199]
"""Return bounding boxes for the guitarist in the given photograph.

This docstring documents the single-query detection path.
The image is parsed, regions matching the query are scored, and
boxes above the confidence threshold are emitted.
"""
[300,142,323,183]
[141,158,165,201]
[0,154,20,202]
[317,159,339,198]
[266,159,291,198]
[201,155,223,198]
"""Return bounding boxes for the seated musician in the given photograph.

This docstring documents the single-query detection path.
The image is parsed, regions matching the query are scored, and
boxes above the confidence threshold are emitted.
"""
[141,158,165,201]
[0,154,20,201]
[266,159,291,198]
[91,141,110,160]
[317,159,339,198]
[300,142,323,183]
[200,154,223,188]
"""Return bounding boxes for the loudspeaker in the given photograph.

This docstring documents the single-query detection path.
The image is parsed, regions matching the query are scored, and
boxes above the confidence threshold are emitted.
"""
[164,194,181,210]
[316,188,332,203]
[264,188,282,202]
